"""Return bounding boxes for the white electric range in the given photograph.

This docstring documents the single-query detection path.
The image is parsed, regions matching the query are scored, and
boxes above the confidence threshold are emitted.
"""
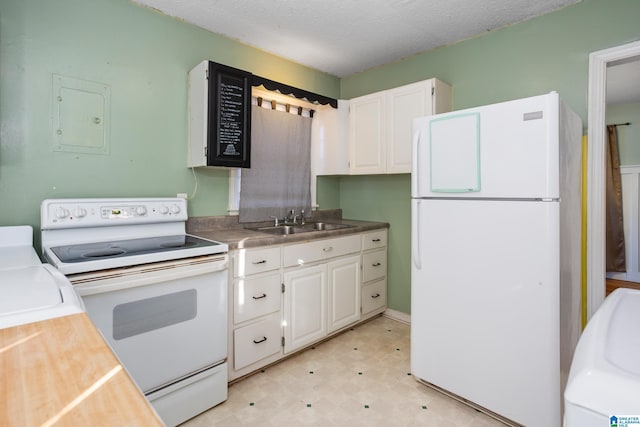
[41,198,229,427]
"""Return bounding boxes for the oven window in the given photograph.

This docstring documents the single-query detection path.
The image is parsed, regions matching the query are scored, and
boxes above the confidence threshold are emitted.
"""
[113,289,197,340]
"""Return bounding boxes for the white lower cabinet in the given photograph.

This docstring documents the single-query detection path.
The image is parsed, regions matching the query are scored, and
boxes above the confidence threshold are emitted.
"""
[233,312,281,370]
[233,272,281,324]
[361,230,388,320]
[229,246,283,380]
[283,264,327,354]
[327,255,361,333]
[229,230,387,381]
[362,279,387,316]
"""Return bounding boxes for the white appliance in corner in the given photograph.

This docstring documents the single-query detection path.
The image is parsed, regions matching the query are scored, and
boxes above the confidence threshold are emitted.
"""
[410,92,583,426]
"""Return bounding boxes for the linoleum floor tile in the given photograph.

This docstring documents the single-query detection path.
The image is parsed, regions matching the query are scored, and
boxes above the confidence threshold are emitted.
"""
[181,316,507,427]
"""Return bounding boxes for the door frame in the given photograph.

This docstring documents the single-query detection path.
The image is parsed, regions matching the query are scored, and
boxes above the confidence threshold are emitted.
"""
[587,40,640,319]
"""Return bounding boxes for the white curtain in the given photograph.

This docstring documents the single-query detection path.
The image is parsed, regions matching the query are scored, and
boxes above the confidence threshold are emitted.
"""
[239,106,312,223]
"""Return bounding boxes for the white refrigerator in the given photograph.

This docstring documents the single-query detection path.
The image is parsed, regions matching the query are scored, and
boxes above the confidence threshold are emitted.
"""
[410,92,583,427]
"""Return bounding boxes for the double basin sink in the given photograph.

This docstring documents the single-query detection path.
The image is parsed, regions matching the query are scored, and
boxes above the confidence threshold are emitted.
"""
[250,222,354,236]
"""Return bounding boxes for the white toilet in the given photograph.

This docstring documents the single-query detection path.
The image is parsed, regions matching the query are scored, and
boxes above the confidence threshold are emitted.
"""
[564,288,640,426]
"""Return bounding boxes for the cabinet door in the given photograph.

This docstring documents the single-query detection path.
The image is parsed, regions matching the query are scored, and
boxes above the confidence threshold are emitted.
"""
[234,246,281,277]
[387,80,433,173]
[362,279,386,316]
[311,100,350,176]
[233,272,281,324]
[233,312,282,370]
[283,235,361,268]
[283,265,327,353]
[362,229,388,251]
[327,255,361,333]
[362,248,387,283]
[349,93,386,174]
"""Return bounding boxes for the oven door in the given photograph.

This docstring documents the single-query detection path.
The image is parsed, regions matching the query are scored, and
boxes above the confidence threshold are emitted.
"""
[71,255,227,393]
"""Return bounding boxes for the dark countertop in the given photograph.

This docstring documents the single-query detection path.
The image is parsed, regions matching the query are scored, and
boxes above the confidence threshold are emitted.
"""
[187,211,388,250]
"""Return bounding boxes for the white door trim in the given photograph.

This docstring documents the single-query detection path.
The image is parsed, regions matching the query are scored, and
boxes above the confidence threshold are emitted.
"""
[587,40,640,319]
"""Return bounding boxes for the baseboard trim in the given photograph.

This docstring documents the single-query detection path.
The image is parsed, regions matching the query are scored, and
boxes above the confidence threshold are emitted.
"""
[383,308,410,325]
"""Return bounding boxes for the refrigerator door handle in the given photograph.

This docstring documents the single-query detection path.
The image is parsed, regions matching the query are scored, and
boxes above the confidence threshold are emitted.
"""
[412,200,422,270]
[412,127,423,196]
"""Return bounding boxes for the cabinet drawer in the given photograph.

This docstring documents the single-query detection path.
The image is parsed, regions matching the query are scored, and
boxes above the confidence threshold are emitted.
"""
[233,312,281,370]
[362,229,387,251]
[234,246,281,277]
[234,273,281,324]
[362,249,387,282]
[362,279,386,315]
[283,234,361,267]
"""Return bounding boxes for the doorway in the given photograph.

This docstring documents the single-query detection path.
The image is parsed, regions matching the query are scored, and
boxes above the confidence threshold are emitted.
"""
[587,40,640,319]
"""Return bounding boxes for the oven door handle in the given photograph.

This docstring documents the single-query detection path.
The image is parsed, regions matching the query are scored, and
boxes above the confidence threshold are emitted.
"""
[73,258,228,296]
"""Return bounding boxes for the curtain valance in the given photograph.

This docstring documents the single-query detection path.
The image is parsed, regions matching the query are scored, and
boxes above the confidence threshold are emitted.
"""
[252,75,338,108]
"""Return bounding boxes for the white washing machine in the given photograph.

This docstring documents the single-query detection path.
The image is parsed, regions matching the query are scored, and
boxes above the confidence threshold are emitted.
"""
[0,226,83,328]
[564,288,640,427]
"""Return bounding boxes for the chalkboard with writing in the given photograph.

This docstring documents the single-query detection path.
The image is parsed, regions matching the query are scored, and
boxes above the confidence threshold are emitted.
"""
[207,62,252,168]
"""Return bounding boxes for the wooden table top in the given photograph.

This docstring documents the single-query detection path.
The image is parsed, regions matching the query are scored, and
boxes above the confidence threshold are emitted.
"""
[0,313,164,426]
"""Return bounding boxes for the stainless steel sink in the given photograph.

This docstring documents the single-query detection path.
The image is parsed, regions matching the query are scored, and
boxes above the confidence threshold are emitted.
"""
[250,225,309,235]
[249,222,354,236]
[299,222,354,231]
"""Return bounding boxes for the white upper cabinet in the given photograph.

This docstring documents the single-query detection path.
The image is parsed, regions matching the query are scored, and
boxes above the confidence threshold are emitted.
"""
[311,100,350,176]
[349,78,451,175]
[311,78,451,179]
[349,93,387,174]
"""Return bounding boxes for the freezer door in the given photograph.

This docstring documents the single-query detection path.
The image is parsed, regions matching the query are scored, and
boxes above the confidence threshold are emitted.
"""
[411,198,561,427]
[412,93,560,199]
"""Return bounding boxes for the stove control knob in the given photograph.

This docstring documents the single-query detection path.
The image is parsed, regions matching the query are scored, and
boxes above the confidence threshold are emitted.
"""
[135,206,147,216]
[170,204,181,214]
[55,207,70,219]
[73,207,87,218]
[159,206,169,215]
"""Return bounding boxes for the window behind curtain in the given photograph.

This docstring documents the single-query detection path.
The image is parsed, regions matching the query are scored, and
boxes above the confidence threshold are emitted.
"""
[239,106,312,223]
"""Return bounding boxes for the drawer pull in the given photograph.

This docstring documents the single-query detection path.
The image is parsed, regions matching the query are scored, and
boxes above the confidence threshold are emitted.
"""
[253,336,268,344]
[252,293,267,300]
[372,238,381,242]
[323,246,333,252]
[252,260,267,265]
[371,293,381,299]
[372,262,382,267]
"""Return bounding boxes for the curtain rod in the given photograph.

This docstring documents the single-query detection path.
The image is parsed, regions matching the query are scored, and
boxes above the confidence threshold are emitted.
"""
[608,122,632,126]
[255,96,315,118]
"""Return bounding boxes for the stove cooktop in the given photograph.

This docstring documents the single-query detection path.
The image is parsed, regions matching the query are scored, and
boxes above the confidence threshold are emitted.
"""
[50,235,223,264]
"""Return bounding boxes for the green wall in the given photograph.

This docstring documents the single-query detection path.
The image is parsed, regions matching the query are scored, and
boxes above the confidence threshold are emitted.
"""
[338,0,640,314]
[607,102,640,165]
[339,175,411,311]
[0,0,339,238]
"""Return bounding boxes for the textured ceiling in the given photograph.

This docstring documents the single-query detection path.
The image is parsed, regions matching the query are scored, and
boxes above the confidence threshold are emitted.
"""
[131,0,580,78]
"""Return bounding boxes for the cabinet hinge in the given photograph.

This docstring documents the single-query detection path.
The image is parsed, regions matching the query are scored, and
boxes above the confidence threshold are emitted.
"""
[282,283,285,293]
[431,87,435,96]
[205,68,209,79]
[281,336,285,347]
[204,146,208,157]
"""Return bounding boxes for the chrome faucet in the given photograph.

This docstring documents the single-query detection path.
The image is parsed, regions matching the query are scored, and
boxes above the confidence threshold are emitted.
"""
[285,209,296,225]
[270,215,283,226]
